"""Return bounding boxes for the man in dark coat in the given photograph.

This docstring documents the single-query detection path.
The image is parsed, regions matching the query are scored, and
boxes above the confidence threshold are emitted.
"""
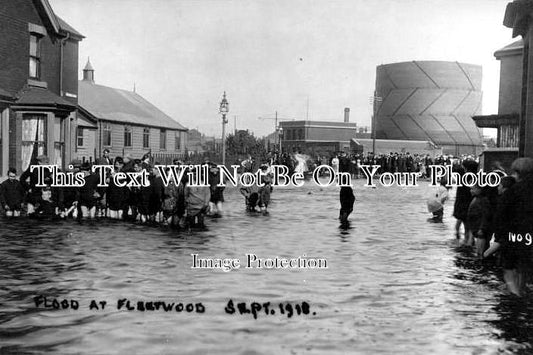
[338,152,355,227]
[0,168,25,217]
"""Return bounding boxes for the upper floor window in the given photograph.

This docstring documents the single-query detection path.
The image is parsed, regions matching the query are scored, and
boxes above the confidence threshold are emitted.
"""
[29,34,41,79]
[143,128,150,148]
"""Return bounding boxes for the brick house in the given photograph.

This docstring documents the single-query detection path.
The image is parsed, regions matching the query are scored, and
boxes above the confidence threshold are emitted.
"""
[0,0,83,175]
[76,60,188,164]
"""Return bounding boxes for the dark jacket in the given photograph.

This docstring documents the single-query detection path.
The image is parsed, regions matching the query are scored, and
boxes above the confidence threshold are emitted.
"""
[0,179,25,210]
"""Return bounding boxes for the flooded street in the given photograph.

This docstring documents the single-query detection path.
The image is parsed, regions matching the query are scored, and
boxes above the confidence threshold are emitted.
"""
[1,179,533,355]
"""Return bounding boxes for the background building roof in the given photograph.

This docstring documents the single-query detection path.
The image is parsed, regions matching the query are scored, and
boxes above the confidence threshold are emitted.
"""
[351,138,441,155]
[78,80,187,131]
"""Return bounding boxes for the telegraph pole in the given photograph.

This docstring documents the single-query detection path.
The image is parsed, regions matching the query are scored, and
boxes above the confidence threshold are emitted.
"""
[258,111,292,153]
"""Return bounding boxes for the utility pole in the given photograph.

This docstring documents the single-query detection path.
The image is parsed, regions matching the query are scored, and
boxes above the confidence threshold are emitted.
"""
[258,111,291,153]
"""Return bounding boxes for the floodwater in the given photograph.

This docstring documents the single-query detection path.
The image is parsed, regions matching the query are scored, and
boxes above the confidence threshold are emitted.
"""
[1,179,533,355]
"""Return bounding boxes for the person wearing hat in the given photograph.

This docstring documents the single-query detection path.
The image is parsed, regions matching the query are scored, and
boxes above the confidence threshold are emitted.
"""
[20,155,51,216]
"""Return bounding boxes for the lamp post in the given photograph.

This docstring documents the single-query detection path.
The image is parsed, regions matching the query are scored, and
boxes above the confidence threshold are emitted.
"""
[219,91,229,166]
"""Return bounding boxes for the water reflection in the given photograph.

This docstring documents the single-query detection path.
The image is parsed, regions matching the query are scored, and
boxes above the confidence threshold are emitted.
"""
[0,181,531,354]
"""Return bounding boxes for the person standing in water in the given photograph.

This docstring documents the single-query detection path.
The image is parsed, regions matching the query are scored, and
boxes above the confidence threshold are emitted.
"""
[338,152,355,226]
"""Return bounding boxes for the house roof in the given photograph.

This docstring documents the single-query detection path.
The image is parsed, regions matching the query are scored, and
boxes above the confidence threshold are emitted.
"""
[34,0,60,35]
[78,80,187,131]
[14,86,76,109]
[56,16,84,39]
[472,113,519,128]
[33,0,83,40]
[0,87,14,100]
[494,39,523,59]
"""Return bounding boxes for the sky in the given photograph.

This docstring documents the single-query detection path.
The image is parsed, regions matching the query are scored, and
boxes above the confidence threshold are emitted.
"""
[50,0,515,138]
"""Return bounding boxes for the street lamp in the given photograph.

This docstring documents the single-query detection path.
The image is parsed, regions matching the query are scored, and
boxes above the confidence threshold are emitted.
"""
[219,91,229,165]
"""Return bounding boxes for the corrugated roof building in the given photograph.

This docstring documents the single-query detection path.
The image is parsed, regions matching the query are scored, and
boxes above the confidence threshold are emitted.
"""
[76,59,188,163]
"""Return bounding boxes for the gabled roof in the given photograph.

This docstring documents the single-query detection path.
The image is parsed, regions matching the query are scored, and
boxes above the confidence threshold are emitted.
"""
[78,80,187,131]
[33,0,60,35]
[56,16,84,40]
[32,0,84,40]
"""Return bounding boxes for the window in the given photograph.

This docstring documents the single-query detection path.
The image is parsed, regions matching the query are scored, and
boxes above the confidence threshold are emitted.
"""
[103,123,112,146]
[54,117,64,167]
[175,132,181,151]
[143,128,150,148]
[77,127,84,148]
[298,129,304,140]
[124,126,132,147]
[160,129,166,150]
[21,114,47,171]
[29,34,41,79]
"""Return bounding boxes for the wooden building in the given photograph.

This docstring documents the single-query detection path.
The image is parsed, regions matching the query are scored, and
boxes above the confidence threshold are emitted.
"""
[0,0,83,175]
[76,60,188,163]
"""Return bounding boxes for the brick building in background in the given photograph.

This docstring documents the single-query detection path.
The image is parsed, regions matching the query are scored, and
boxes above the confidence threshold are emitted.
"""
[0,0,83,175]
[280,120,358,156]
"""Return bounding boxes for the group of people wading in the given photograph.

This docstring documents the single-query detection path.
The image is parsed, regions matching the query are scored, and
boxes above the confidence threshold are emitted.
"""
[432,157,533,297]
[0,152,266,228]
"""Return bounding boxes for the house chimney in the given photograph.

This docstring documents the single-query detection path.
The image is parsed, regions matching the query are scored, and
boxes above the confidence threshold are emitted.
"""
[344,107,350,122]
[83,57,95,83]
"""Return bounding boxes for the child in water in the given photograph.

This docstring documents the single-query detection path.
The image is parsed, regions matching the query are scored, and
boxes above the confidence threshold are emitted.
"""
[36,187,56,218]
[427,178,450,222]
[467,184,492,256]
